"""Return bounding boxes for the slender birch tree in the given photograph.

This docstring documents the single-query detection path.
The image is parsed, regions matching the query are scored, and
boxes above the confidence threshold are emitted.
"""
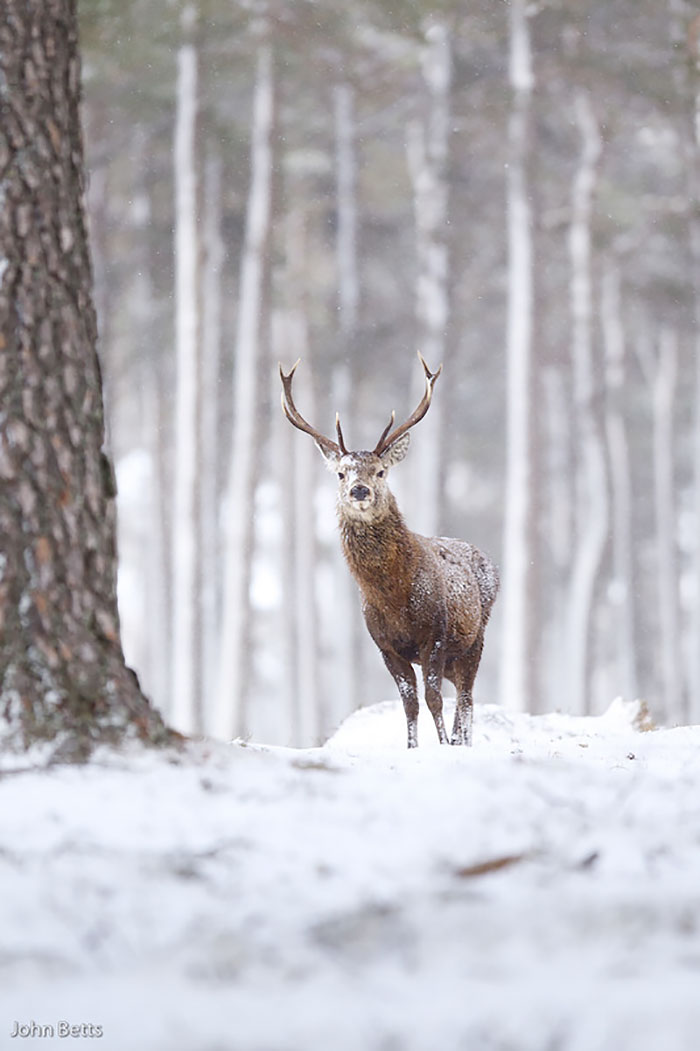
[500,0,536,712]
[216,42,275,740]
[565,92,608,715]
[199,151,225,724]
[653,331,682,723]
[171,4,201,734]
[406,20,451,538]
[542,364,573,710]
[682,11,700,723]
[637,330,683,723]
[278,191,320,745]
[125,132,171,714]
[601,263,637,702]
[332,81,361,729]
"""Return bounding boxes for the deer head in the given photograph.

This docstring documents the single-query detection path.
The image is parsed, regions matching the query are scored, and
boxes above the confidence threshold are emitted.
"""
[279,352,442,521]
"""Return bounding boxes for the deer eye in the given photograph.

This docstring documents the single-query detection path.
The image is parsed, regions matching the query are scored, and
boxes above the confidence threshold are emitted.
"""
[338,472,345,480]
[376,469,385,478]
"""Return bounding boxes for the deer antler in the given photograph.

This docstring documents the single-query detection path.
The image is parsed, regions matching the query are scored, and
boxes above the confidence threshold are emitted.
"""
[279,360,347,457]
[373,351,442,455]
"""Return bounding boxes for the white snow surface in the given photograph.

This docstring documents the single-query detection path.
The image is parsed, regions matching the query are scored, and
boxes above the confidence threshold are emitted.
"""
[2,699,700,1051]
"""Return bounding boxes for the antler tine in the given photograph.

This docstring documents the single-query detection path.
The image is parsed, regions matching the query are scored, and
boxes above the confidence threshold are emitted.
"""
[373,351,443,455]
[279,360,341,457]
[373,410,396,453]
[335,413,349,455]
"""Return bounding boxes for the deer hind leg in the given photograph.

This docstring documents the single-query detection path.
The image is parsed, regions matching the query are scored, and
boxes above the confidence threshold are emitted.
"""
[423,642,449,745]
[451,633,484,747]
[381,650,420,748]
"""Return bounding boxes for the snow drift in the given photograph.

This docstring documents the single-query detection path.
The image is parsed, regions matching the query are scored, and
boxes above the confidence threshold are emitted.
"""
[1,700,699,1051]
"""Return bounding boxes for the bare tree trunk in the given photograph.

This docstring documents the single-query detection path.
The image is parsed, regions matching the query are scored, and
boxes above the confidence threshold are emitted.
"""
[142,358,172,715]
[332,82,361,732]
[171,5,201,734]
[275,309,300,747]
[651,331,682,723]
[335,83,360,342]
[685,15,700,724]
[118,132,171,715]
[406,20,451,538]
[0,0,169,759]
[566,92,607,715]
[281,193,321,746]
[199,151,224,729]
[500,0,536,713]
[215,44,274,740]
[601,263,637,702]
[541,365,573,711]
[292,403,320,744]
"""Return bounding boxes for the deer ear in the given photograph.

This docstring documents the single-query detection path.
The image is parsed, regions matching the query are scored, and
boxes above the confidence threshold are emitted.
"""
[380,432,410,466]
[315,442,340,469]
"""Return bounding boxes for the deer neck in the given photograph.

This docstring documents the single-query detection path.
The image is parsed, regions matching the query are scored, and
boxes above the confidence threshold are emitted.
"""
[339,495,416,594]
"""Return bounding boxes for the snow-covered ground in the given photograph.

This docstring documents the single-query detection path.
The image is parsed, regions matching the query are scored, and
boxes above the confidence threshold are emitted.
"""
[2,699,700,1051]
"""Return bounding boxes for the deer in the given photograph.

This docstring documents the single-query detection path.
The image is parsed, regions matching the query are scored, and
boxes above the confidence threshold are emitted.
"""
[279,353,499,749]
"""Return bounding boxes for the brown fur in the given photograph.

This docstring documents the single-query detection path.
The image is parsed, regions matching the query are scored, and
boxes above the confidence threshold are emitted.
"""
[334,458,498,748]
[280,356,499,748]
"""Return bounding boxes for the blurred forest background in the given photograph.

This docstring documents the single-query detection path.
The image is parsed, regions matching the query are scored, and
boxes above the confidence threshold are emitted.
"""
[78,0,700,745]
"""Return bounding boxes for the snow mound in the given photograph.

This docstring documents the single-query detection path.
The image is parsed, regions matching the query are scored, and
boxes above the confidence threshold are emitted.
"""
[327,695,653,758]
[2,702,700,1051]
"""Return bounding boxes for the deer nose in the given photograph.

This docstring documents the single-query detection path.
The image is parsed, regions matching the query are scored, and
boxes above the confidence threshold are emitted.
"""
[350,484,371,501]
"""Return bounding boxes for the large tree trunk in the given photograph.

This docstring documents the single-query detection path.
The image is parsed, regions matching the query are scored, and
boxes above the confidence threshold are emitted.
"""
[215,43,275,740]
[500,0,537,713]
[171,5,201,734]
[0,0,168,760]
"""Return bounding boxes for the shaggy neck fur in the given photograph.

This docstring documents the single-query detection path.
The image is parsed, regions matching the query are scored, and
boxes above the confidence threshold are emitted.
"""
[338,492,417,598]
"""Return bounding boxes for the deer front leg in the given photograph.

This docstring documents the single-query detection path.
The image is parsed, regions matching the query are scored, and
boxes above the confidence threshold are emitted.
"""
[423,642,449,745]
[381,650,420,748]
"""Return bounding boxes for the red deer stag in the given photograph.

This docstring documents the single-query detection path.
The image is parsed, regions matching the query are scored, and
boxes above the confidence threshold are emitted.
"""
[279,353,499,749]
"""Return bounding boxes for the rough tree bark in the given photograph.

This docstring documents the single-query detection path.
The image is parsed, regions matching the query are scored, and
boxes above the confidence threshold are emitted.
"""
[0,0,169,760]
[500,0,536,712]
